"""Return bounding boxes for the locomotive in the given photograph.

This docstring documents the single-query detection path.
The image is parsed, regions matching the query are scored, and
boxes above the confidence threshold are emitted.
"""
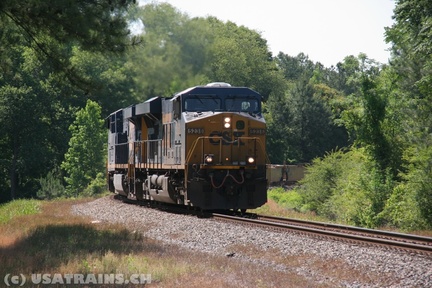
[107,83,268,210]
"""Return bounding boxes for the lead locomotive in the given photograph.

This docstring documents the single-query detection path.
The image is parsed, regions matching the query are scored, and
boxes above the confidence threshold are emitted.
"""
[107,83,267,210]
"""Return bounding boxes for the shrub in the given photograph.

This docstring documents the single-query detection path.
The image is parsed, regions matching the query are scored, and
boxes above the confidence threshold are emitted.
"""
[380,184,427,231]
[268,187,302,210]
[37,167,66,200]
[82,172,108,197]
[296,148,396,227]
[297,149,348,214]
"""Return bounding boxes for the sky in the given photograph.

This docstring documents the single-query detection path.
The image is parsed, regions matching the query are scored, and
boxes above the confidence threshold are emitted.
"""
[140,0,396,67]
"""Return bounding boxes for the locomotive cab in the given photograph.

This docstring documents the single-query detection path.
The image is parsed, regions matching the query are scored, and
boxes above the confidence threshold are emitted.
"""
[173,84,268,210]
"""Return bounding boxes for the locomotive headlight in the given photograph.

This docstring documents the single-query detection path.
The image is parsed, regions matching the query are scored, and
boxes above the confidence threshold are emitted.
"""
[204,154,214,164]
[224,117,231,128]
[247,156,255,164]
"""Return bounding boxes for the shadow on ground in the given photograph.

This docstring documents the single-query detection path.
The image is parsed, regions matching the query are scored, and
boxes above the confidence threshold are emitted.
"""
[0,223,162,272]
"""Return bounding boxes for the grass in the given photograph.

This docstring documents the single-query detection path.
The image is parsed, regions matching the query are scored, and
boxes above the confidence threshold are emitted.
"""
[250,187,331,223]
[0,199,41,224]
[0,197,319,287]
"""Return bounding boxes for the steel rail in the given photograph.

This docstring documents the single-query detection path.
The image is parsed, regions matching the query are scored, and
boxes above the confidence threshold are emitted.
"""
[258,215,432,245]
[212,213,432,254]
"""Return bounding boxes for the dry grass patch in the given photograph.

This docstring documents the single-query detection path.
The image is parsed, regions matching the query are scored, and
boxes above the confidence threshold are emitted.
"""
[0,198,183,284]
[0,198,323,287]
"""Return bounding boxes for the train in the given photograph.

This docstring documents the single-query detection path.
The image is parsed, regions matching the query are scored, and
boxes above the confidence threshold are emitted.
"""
[266,164,305,185]
[107,83,268,211]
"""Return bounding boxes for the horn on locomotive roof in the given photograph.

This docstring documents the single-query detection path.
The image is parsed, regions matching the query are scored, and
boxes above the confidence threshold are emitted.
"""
[205,82,232,87]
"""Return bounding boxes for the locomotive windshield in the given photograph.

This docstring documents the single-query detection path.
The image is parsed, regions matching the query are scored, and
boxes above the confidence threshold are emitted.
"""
[226,97,259,113]
[183,95,260,113]
[184,96,222,112]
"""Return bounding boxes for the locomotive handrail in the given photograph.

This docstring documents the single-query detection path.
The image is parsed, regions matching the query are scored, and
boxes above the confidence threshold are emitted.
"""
[114,139,163,169]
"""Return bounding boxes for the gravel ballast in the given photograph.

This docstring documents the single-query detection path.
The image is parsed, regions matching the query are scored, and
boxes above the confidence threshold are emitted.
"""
[72,196,432,287]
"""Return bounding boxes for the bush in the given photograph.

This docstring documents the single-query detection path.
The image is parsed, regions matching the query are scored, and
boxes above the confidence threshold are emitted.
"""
[37,167,66,200]
[268,187,302,210]
[356,166,395,227]
[380,184,427,231]
[296,148,396,227]
[82,172,108,197]
[378,144,432,231]
[297,149,352,215]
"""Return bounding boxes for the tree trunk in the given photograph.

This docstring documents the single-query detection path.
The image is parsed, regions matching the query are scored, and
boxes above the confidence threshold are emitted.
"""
[10,144,17,200]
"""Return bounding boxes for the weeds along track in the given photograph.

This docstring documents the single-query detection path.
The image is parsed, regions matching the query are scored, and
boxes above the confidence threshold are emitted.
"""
[212,213,432,255]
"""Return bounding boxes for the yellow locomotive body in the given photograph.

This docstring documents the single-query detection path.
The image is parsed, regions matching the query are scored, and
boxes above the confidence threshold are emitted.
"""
[107,83,268,210]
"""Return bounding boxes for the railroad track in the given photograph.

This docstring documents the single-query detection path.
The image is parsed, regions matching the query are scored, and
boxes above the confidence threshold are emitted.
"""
[113,195,432,254]
[212,213,432,255]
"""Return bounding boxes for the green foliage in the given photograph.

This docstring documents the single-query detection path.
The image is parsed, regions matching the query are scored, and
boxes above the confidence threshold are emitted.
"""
[0,0,139,79]
[70,47,138,115]
[131,4,284,100]
[295,148,396,227]
[0,199,40,224]
[61,100,106,196]
[1,0,137,48]
[388,144,432,228]
[342,74,398,176]
[297,149,353,214]
[0,1,139,201]
[380,184,427,231]
[288,0,432,230]
[267,187,302,210]
[356,166,395,227]
[0,74,54,200]
[266,53,351,164]
[82,173,108,197]
[129,3,200,98]
[37,167,66,200]
[208,20,282,99]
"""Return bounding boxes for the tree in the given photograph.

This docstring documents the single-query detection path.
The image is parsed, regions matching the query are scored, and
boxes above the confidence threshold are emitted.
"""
[69,47,138,115]
[294,0,432,229]
[384,0,432,227]
[61,100,106,196]
[0,0,139,202]
[266,53,352,164]
[0,44,61,201]
[0,0,139,83]
[276,52,315,82]
[207,19,282,100]
[129,4,285,101]
[0,85,42,200]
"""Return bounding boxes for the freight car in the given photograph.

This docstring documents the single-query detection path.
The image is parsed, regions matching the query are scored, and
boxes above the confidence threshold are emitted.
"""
[266,164,305,185]
[107,83,268,210]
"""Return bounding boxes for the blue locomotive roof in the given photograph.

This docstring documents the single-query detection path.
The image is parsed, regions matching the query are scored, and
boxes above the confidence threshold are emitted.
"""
[173,84,262,114]
[173,85,261,99]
